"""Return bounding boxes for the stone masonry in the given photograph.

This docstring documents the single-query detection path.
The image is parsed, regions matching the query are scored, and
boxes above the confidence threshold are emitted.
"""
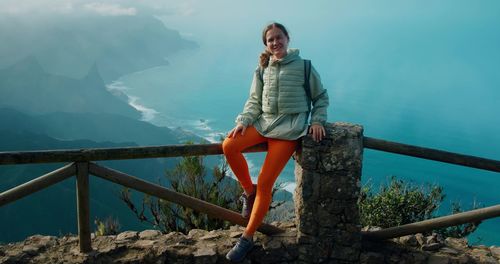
[294,122,364,263]
[2,227,499,264]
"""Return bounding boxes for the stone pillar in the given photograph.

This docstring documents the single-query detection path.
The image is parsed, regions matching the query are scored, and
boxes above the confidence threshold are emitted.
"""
[294,122,363,263]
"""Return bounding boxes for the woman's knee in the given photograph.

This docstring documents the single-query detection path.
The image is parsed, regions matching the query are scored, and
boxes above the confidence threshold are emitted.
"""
[222,137,238,154]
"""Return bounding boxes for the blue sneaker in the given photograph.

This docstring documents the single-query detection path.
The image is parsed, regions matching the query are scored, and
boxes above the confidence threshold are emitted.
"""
[226,236,254,262]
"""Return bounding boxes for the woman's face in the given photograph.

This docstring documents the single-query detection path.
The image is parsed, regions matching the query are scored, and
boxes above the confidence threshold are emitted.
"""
[265,27,289,60]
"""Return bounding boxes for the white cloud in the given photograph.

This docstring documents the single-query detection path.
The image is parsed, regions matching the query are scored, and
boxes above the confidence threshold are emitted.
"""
[0,0,75,15]
[83,2,136,16]
[0,1,139,16]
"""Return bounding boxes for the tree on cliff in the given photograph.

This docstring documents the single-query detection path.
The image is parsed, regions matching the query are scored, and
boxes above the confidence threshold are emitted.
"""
[359,176,481,238]
[120,153,241,233]
[119,141,286,234]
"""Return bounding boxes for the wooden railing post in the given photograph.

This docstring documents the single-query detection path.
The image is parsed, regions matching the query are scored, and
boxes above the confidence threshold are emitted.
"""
[76,162,92,253]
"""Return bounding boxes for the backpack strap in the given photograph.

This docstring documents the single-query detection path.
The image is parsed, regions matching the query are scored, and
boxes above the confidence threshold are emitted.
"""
[258,66,264,83]
[304,59,312,112]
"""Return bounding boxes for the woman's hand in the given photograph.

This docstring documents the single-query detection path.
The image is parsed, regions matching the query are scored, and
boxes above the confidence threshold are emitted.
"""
[228,123,247,138]
[309,124,326,142]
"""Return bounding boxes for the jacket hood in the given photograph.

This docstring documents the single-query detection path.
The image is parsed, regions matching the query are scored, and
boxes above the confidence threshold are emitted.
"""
[270,48,301,65]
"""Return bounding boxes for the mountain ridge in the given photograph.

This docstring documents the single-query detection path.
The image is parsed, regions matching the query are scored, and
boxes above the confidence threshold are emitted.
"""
[0,14,198,83]
[0,57,141,119]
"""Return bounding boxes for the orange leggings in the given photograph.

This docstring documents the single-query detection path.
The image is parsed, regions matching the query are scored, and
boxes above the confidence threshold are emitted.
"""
[222,126,297,236]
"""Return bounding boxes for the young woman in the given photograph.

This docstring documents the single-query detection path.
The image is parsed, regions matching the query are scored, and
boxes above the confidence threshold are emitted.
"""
[223,22,329,262]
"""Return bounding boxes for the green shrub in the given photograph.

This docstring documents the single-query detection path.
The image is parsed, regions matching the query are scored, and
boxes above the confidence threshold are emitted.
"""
[359,176,480,238]
[359,176,444,227]
[94,216,121,236]
[120,154,242,234]
[435,201,481,238]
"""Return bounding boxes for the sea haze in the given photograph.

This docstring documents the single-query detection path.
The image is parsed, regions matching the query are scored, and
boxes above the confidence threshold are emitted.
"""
[114,1,500,245]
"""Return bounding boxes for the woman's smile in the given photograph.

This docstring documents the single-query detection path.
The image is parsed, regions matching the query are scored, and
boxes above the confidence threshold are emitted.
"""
[265,27,289,59]
[271,44,283,51]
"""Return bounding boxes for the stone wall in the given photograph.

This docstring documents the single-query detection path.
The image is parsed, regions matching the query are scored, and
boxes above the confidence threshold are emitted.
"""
[294,122,364,263]
[2,227,499,264]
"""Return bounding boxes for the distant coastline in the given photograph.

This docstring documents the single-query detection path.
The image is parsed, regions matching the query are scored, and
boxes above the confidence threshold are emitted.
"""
[107,79,298,195]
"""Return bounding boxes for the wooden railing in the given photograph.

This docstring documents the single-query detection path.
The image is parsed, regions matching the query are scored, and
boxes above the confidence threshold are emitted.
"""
[362,137,500,240]
[0,143,272,253]
[1,136,499,252]
[363,137,500,173]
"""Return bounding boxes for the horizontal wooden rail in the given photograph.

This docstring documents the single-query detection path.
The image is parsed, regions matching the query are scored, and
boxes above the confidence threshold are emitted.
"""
[88,162,284,235]
[2,138,499,175]
[0,143,268,165]
[0,163,75,206]
[364,137,500,173]
[362,204,500,240]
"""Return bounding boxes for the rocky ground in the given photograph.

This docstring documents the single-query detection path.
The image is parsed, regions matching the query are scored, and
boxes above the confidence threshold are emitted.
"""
[1,223,499,263]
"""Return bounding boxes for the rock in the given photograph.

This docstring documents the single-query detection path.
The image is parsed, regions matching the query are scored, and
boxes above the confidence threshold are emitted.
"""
[188,229,208,239]
[439,247,459,256]
[279,222,296,228]
[362,226,383,232]
[456,254,473,264]
[470,247,497,263]
[400,235,418,247]
[411,252,428,263]
[476,255,499,264]
[471,247,490,256]
[63,236,79,244]
[427,254,450,264]
[444,237,468,250]
[426,234,439,244]
[138,230,162,240]
[415,233,426,246]
[193,247,217,264]
[26,235,57,249]
[172,238,195,248]
[100,243,120,254]
[261,238,282,251]
[116,231,138,241]
[422,243,443,251]
[229,225,244,232]
[229,231,243,238]
[490,246,500,259]
[360,252,385,263]
[162,231,187,243]
[388,254,402,263]
[193,247,216,257]
[22,245,40,256]
[199,233,220,241]
[132,240,156,249]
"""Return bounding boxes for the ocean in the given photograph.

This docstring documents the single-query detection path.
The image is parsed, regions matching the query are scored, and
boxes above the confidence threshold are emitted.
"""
[105,7,500,245]
[109,65,499,246]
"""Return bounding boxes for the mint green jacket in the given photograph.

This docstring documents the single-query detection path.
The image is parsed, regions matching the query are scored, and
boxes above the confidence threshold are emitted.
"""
[235,49,329,140]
